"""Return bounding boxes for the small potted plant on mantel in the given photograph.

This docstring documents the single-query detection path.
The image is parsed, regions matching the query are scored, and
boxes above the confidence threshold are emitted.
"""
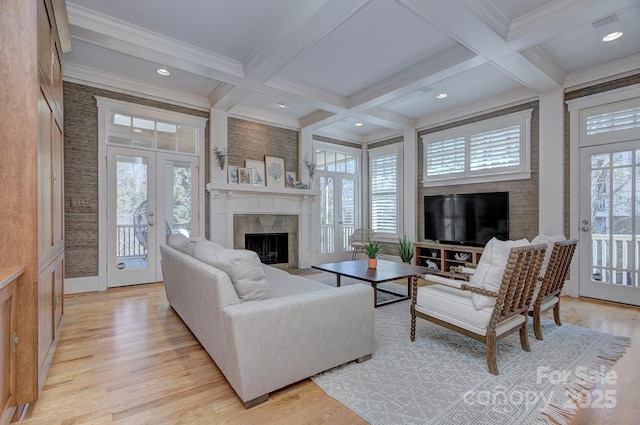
[365,242,382,269]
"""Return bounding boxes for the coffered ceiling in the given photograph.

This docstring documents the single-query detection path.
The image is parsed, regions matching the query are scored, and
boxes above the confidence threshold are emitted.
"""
[63,0,640,142]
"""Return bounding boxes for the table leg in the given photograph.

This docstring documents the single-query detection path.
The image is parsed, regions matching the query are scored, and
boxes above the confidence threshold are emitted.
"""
[372,282,378,307]
[336,275,341,287]
[407,276,412,299]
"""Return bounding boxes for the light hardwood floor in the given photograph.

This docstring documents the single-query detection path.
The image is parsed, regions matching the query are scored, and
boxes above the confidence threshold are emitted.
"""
[20,283,639,425]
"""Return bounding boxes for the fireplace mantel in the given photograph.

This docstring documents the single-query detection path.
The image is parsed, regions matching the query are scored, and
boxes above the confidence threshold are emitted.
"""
[209,183,319,268]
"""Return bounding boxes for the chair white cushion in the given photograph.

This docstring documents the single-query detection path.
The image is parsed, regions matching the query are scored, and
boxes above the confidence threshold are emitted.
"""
[469,237,530,309]
[529,295,560,312]
[415,284,526,336]
[531,234,566,276]
[193,244,268,302]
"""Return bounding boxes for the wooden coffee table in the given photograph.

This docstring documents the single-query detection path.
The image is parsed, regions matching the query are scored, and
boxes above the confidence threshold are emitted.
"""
[311,259,436,307]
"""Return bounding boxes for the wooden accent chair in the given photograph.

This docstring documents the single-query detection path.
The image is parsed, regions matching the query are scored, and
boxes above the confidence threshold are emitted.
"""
[530,238,578,340]
[349,229,375,260]
[411,243,546,375]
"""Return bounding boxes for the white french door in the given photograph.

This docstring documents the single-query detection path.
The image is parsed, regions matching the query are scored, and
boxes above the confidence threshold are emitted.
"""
[106,146,199,287]
[579,142,640,306]
[318,175,358,262]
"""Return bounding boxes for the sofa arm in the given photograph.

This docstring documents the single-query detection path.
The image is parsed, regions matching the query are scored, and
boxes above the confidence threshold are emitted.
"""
[221,284,374,404]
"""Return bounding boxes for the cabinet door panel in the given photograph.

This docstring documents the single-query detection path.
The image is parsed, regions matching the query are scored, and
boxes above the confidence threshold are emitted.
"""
[0,281,17,425]
[38,89,54,258]
[37,0,52,84]
[52,118,63,246]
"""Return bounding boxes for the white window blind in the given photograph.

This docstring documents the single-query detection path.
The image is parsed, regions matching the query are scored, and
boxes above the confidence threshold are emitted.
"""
[586,107,640,135]
[425,137,465,176]
[422,109,531,186]
[469,125,521,171]
[370,150,399,234]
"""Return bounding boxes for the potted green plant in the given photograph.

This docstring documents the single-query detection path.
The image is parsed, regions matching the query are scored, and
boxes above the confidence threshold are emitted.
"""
[365,242,381,269]
[397,234,414,264]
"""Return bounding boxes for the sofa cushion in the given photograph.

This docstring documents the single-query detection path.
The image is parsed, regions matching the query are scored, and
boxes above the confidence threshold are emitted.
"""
[168,234,210,256]
[469,237,529,309]
[193,244,268,301]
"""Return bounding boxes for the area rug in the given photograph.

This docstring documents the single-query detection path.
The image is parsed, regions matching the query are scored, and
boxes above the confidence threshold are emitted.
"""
[307,284,630,425]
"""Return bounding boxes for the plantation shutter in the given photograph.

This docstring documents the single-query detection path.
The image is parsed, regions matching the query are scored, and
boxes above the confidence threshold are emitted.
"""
[370,152,398,234]
[469,125,521,171]
[586,106,640,135]
[425,137,465,176]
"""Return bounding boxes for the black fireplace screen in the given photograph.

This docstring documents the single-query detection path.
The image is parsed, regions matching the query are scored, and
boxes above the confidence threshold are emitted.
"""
[245,233,288,265]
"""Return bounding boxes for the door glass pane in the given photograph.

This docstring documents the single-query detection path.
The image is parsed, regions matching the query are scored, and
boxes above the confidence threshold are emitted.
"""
[132,118,153,148]
[341,179,355,251]
[590,150,638,287]
[165,160,193,240]
[108,112,132,145]
[320,176,334,254]
[156,122,177,151]
[116,155,148,270]
[177,126,197,153]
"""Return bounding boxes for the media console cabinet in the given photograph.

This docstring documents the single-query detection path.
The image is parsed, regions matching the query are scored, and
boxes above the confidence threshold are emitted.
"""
[414,242,484,276]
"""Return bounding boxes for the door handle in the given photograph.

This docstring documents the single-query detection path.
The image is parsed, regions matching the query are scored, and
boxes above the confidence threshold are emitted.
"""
[148,221,155,227]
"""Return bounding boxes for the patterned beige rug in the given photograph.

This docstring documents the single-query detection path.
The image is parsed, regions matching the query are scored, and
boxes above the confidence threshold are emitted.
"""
[305,282,630,425]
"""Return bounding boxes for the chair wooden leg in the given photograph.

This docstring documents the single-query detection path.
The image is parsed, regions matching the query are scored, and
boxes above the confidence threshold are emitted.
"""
[519,318,531,352]
[553,302,562,326]
[486,329,498,375]
[410,305,416,342]
[533,306,543,341]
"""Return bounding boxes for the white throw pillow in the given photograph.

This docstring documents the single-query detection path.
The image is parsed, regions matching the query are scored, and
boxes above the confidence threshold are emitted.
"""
[193,244,268,302]
[531,234,566,276]
[168,234,210,256]
[469,237,530,309]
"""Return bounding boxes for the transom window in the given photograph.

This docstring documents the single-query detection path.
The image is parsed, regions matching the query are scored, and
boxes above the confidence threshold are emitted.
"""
[108,112,198,154]
[422,109,532,187]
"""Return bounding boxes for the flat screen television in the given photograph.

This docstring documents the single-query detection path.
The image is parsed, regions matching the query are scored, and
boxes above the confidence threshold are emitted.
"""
[424,192,509,247]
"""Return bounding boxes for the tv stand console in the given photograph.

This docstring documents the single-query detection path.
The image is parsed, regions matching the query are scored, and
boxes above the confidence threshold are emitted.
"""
[414,242,483,277]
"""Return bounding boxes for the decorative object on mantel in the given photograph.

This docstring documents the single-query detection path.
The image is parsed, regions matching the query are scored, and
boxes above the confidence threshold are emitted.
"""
[265,155,285,188]
[303,153,316,189]
[285,171,296,188]
[293,182,308,189]
[238,167,251,185]
[213,146,227,183]
[365,242,381,269]
[245,159,265,186]
[228,166,239,184]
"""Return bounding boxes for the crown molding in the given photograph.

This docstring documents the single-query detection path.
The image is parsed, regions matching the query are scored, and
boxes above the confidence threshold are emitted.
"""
[464,0,510,40]
[507,0,593,41]
[564,54,640,89]
[228,105,301,131]
[67,3,244,81]
[64,63,211,111]
[416,87,536,130]
[520,46,568,86]
[312,127,364,144]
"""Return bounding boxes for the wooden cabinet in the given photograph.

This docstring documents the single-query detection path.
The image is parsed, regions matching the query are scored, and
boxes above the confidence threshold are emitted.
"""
[0,0,68,410]
[0,268,22,425]
[414,242,483,275]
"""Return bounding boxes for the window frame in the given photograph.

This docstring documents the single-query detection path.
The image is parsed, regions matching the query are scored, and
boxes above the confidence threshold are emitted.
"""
[368,143,403,241]
[421,109,532,187]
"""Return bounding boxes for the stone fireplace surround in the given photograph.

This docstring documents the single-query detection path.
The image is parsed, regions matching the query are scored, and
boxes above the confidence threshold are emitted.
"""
[209,183,318,269]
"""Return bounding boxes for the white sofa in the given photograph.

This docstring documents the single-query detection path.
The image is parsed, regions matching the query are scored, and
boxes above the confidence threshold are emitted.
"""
[159,238,374,408]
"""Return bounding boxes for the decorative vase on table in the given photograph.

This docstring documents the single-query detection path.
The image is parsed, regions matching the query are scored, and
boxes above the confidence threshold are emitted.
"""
[219,169,226,184]
[367,258,377,269]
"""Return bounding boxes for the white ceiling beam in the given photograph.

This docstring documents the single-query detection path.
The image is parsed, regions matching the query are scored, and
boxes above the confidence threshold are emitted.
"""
[211,0,372,111]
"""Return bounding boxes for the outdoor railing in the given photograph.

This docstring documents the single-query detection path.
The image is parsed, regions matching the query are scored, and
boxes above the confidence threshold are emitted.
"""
[116,223,192,258]
[591,233,639,285]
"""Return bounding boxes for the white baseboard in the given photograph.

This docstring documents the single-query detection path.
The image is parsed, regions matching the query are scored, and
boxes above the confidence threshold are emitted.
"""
[65,276,101,294]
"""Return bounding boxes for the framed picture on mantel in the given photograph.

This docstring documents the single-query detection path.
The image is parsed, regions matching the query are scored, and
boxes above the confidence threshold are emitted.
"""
[245,160,265,186]
[265,156,285,188]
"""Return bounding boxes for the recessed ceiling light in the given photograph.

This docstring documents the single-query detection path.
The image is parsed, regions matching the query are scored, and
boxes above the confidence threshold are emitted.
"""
[436,93,448,99]
[277,102,287,109]
[157,68,171,76]
[354,122,364,127]
[602,32,623,42]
